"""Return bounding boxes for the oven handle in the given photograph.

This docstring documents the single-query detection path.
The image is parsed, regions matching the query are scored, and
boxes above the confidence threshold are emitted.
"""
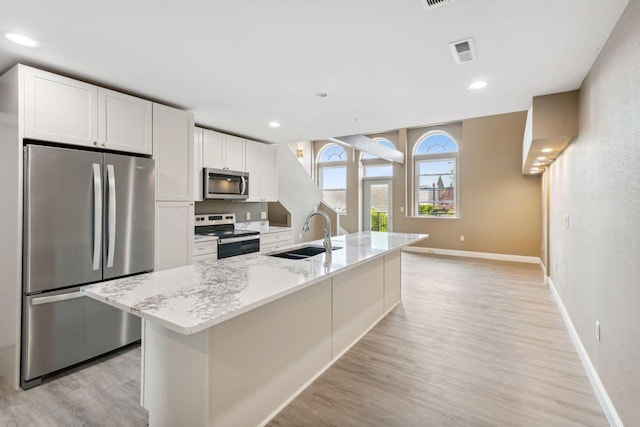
[219,235,260,244]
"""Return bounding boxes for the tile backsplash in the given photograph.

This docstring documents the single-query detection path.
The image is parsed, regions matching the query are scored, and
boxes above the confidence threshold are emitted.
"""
[194,201,267,222]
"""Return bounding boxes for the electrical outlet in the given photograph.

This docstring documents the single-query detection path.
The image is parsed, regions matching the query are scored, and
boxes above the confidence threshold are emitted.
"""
[564,214,570,227]
[400,206,404,213]
[246,212,251,221]
[596,321,601,341]
[261,211,267,219]
[459,235,465,242]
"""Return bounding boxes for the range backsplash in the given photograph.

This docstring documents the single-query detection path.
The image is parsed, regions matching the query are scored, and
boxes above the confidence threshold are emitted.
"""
[194,200,268,223]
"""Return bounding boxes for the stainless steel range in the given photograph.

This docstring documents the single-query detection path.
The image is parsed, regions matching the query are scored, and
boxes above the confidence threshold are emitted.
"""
[195,213,260,259]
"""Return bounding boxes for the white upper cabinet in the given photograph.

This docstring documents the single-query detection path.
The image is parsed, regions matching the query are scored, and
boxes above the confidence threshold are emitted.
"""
[244,140,278,202]
[153,104,194,201]
[201,129,225,169]
[23,66,98,147]
[202,129,245,171]
[260,144,278,202]
[224,134,245,172]
[22,65,153,155]
[193,127,204,202]
[98,88,152,154]
[245,139,261,201]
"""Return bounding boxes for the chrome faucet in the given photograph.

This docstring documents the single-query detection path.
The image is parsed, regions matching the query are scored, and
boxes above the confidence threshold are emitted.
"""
[303,208,333,255]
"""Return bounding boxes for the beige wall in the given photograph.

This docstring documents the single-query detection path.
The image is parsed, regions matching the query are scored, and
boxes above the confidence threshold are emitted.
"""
[313,111,542,257]
[548,0,640,424]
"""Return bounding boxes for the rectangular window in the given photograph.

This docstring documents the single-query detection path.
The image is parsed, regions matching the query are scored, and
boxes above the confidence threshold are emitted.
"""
[363,164,392,178]
[416,158,456,217]
[320,166,347,213]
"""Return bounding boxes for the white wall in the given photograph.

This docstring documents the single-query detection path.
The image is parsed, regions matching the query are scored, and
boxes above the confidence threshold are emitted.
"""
[276,145,323,243]
[549,0,640,424]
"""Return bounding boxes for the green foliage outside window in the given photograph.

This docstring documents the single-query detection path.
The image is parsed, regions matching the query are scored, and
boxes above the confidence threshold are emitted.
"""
[371,208,388,232]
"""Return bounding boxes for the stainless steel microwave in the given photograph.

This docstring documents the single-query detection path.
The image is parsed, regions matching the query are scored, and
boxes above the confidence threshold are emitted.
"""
[203,168,249,200]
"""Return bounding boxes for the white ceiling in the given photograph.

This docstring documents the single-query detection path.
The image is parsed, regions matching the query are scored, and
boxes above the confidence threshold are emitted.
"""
[0,0,629,144]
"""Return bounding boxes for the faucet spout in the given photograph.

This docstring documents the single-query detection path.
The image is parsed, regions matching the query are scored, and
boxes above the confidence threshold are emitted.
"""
[302,208,333,257]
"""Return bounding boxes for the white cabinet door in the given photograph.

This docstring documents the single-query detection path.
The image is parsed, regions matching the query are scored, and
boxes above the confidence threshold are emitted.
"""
[155,202,194,271]
[224,134,245,172]
[153,104,194,201]
[98,88,152,154]
[202,129,224,169]
[193,127,203,202]
[261,144,278,202]
[23,66,98,147]
[244,139,261,201]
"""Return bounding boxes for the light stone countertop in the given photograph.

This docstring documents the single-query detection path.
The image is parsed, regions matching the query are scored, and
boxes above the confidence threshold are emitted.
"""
[235,221,292,234]
[82,232,427,335]
[252,225,293,234]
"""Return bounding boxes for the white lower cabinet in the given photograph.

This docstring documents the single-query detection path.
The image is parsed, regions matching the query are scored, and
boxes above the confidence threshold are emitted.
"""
[155,202,194,271]
[193,236,218,262]
[260,230,293,253]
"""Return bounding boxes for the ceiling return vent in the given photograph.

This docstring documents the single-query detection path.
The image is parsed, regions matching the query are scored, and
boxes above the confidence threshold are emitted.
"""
[449,37,477,64]
[420,0,453,11]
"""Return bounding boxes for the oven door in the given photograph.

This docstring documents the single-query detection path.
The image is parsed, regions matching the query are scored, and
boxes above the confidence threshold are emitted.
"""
[218,236,260,259]
[203,168,248,200]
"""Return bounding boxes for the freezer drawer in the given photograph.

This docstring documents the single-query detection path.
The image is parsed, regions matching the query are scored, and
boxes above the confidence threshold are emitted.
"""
[22,287,141,385]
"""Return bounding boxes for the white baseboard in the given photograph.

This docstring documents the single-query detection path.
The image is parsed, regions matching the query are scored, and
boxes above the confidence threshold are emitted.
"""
[402,246,541,264]
[548,278,623,427]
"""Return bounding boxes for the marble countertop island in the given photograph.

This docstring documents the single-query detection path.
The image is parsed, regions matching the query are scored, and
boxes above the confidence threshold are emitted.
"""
[82,232,427,335]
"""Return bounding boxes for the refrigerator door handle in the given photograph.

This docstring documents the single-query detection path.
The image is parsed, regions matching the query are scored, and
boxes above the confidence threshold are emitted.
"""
[92,163,102,271]
[107,164,116,269]
[31,291,84,306]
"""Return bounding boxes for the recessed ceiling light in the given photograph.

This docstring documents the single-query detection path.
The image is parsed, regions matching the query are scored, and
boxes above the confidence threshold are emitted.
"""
[268,121,280,128]
[541,148,553,153]
[536,156,547,161]
[533,162,544,166]
[468,80,488,90]
[530,168,541,173]
[4,33,40,47]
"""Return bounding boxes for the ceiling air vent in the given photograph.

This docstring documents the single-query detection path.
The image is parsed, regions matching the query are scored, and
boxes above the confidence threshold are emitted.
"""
[420,0,452,11]
[449,37,477,64]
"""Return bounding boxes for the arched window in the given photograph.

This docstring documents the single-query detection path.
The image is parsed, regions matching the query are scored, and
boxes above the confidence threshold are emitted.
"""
[414,132,459,217]
[317,143,347,213]
[361,138,395,177]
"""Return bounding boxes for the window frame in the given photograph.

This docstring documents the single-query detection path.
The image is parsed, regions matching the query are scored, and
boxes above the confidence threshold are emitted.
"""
[413,131,460,219]
[317,143,348,214]
[360,138,395,178]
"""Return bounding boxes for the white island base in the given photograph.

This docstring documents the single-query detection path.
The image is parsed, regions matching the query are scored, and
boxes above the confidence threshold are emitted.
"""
[142,250,402,427]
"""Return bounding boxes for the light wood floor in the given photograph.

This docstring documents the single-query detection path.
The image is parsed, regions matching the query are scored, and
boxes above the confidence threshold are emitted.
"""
[0,345,148,426]
[269,253,607,427]
[0,253,607,426]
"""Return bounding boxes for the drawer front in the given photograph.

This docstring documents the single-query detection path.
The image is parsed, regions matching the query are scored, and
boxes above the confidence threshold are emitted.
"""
[260,231,293,246]
[194,253,217,262]
[194,247,217,256]
[194,241,218,255]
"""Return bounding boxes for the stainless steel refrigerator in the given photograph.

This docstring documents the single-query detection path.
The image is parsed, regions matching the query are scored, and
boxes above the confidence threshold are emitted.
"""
[21,144,155,389]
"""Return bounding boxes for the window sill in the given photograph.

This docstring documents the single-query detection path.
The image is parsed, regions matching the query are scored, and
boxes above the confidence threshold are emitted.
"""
[407,215,459,220]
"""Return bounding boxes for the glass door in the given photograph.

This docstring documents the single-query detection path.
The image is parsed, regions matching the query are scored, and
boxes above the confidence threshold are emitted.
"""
[363,179,392,232]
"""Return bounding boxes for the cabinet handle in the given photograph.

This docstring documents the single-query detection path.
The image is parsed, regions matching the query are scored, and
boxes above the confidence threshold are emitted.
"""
[101,143,106,147]
[93,141,98,146]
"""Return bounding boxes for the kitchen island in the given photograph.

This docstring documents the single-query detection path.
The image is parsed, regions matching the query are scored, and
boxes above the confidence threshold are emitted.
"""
[83,231,427,427]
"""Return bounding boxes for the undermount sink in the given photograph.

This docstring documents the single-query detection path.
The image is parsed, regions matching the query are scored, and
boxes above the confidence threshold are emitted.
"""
[268,245,342,260]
